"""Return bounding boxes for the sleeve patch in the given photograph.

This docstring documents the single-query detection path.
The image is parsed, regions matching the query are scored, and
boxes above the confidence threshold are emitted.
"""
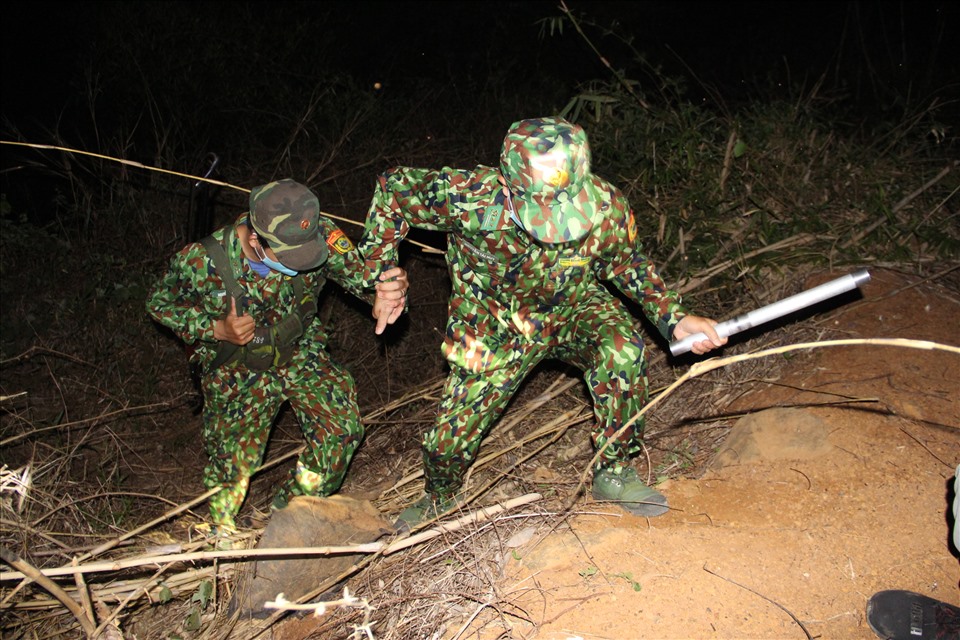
[627,211,638,243]
[326,229,355,254]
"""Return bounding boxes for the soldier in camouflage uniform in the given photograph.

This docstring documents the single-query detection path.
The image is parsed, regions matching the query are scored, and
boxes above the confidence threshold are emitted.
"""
[147,179,408,543]
[357,117,725,529]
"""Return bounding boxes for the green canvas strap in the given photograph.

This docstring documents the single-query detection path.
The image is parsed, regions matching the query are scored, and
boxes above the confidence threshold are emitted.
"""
[201,226,245,309]
[201,227,243,370]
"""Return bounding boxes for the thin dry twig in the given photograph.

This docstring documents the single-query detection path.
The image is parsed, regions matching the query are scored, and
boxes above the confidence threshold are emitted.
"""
[678,234,817,293]
[703,564,814,640]
[557,1,651,111]
[841,161,956,249]
[0,401,176,448]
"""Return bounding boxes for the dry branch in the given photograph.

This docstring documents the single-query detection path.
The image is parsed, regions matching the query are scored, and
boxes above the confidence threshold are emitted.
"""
[571,337,960,507]
[841,161,957,249]
[0,494,542,581]
[677,234,817,293]
[0,546,97,637]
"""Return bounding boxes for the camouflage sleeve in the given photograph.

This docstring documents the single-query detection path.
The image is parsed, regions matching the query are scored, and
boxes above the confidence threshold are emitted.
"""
[145,242,226,346]
[357,166,464,284]
[316,216,374,304]
[595,192,688,340]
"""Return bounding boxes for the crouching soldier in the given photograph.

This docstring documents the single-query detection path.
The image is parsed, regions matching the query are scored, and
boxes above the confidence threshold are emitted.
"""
[147,179,408,545]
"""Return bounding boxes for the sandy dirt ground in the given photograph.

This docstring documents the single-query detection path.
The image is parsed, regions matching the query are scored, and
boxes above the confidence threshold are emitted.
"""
[455,268,960,639]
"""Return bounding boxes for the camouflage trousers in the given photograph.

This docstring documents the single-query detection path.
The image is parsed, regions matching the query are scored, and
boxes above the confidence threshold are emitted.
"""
[200,343,362,529]
[424,293,648,497]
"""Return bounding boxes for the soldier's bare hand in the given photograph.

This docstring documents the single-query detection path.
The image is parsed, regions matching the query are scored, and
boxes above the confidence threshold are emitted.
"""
[674,315,727,355]
[376,267,408,299]
[373,267,409,335]
[213,297,256,345]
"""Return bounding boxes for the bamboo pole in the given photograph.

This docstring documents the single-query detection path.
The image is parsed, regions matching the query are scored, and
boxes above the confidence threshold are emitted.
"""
[0,546,97,637]
[0,140,444,255]
[0,494,542,581]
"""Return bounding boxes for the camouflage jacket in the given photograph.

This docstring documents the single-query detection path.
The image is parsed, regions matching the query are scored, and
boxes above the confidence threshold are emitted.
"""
[358,166,688,341]
[147,214,369,371]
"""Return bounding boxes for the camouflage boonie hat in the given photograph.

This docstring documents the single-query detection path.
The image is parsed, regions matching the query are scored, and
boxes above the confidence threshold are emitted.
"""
[500,116,597,244]
[249,179,328,271]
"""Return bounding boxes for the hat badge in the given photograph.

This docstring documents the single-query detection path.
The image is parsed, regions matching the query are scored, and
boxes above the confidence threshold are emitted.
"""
[300,219,311,230]
[531,150,570,188]
[544,167,569,188]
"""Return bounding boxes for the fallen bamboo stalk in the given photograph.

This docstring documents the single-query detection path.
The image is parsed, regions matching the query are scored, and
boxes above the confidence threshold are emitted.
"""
[5,566,226,611]
[76,487,222,563]
[382,493,542,555]
[383,376,583,495]
[0,546,97,637]
[71,558,96,637]
[570,337,960,509]
[1,494,542,581]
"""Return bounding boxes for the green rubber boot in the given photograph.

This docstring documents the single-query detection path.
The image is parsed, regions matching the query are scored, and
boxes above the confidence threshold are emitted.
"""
[394,493,459,532]
[591,467,669,517]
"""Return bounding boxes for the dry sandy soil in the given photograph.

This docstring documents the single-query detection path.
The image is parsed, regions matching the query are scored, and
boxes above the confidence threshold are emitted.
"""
[450,267,960,640]
[255,267,959,640]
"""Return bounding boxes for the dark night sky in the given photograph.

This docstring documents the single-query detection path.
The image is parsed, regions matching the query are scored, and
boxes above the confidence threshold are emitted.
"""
[3,1,958,144]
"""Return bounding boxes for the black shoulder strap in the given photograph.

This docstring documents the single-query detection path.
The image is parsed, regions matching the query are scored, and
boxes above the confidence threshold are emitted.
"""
[199,227,314,371]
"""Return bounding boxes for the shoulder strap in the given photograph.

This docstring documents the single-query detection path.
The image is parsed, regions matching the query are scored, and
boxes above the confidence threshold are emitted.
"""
[200,226,243,370]
[201,226,245,306]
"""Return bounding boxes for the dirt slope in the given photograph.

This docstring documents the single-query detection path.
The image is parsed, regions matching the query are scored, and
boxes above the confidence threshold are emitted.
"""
[463,268,960,639]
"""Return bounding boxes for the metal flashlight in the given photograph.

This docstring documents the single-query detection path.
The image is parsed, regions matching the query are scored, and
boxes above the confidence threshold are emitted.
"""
[669,269,872,356]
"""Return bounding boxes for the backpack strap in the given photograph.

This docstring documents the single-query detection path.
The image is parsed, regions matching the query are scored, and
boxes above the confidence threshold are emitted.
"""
[201,226,244,370]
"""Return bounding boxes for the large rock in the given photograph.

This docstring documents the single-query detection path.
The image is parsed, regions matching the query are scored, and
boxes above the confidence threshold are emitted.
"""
[231,495,392,618]
[710,407,833,469]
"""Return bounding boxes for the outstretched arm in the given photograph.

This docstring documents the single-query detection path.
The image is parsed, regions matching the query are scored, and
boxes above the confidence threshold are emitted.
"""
[319,216,411,335]
[357,167,464,284]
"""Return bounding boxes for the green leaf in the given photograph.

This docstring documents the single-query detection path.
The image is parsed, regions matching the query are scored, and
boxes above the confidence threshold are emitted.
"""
[184,607,201,631]
[613,572,642,591]
[579,566,598,578]
[192,580,213,609]
[733,140,748,157]
[158,584,173,603]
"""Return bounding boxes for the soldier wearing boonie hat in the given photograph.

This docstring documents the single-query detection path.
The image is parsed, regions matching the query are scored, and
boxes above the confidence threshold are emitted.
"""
[359,116,726,531]
[147,179,408,547]
[359,117,725,529]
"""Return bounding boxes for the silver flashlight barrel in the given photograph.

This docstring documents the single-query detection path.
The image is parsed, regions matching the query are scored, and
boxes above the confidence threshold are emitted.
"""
[669,269,871,356]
